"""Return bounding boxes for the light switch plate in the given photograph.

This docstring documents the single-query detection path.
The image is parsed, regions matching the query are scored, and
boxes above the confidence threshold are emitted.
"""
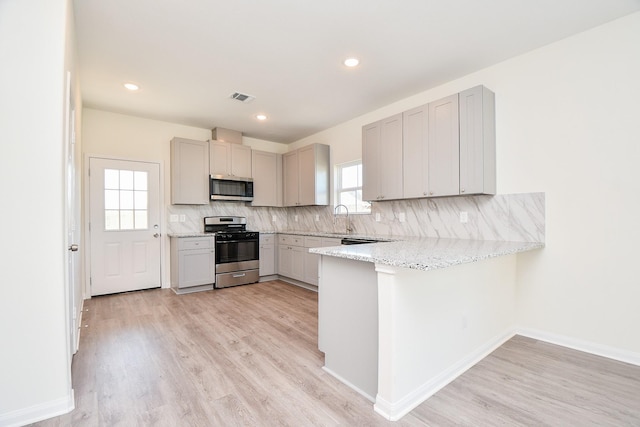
[375,213,381,222]
[169,214,179,223]
[459,212,468,223]
[294,215,299,222]
[399,212,406,222]
[179,214,186,223]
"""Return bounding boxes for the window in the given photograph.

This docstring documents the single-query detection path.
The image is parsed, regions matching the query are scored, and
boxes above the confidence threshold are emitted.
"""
[104,169,148,231]
[335,160,370,214]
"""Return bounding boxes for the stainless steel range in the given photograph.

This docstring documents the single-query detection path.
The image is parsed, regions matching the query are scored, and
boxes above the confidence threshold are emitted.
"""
[204,216,259,288]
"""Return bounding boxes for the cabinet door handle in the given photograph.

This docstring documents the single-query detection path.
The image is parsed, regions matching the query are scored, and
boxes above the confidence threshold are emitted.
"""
[232,273,246,278]
[461,188,465,193]
[429,192,434,195]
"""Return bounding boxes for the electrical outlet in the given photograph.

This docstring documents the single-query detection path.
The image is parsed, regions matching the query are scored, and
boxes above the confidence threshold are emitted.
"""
[399,212,406,222]
[294,215,299,222]
[375,213,381,222]
[272,215,277,222]
[169,214,179,223]
[459,211,468,223]
[462,315,468,330]
[315,214,320,222]
[179,214,186,223]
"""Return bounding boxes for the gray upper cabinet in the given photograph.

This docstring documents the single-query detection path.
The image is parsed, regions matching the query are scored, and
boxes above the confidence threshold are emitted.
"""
[364,85,496,202]
[428,94,460,197]
[459,85,496,195]
[402,105,429,198]
[362,113,403,201]
[209,140,252,179]
[170,137,209,205]
[283,144,330,206]
[251,150,282,207]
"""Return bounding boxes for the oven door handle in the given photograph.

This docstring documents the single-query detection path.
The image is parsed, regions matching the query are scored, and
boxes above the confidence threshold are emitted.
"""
[216,239,258,245]
[232,273,246,278]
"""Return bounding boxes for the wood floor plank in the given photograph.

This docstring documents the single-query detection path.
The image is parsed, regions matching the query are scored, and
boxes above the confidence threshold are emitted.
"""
[29,281,640,426]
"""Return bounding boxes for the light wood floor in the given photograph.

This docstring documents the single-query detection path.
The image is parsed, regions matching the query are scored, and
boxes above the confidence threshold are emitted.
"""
[32,281,640,426]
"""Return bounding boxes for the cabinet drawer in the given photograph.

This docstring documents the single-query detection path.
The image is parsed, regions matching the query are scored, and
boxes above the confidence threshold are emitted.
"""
[178,237,213,250]
[279,234,303,246]
[322,237,342,247]
[304,236,322,248]
[260,234,275,245]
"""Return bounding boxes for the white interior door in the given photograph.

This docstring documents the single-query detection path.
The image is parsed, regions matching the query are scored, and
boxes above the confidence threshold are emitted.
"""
[64,71,81,356]
[89,157,161,296]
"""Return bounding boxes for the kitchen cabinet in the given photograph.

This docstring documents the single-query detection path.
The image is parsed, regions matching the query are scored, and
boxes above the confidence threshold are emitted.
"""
[402,105,429,198]
[428,94,460,197]
[459,85,496,195]
[362,113,403,201]
[278,234,305,281]
[251,150,282,207]
[170,236,215,294]
[259,234,276,277]
[209,140,252,179]
[170,137,209,205]
[283,144,330,206]
[366,85,496,201]
[304,236,342,286]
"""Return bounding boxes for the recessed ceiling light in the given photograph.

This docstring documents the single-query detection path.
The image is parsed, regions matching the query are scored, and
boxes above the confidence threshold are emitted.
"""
[124,83,139,91]
[256,114,267,121]
[344,57,360,67]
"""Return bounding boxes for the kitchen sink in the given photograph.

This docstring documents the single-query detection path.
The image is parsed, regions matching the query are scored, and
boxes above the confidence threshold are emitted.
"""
[340,237,381,245]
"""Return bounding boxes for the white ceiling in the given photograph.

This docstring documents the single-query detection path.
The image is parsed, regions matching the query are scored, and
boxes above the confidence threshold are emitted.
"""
[73,0,640,143]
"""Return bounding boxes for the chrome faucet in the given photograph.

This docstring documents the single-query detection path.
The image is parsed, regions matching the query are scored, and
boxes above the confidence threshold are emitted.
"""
[334,204,352,234]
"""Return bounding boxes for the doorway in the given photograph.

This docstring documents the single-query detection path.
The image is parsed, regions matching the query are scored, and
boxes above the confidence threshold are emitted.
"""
[87,157,162,296]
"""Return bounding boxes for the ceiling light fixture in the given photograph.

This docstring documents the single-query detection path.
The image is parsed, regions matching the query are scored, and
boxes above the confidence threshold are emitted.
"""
[124,83,139,91]
[256,114,267,121]
[344,57,360,67]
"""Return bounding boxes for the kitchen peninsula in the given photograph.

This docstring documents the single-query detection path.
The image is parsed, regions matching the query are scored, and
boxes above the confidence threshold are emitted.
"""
[311,238,543,421]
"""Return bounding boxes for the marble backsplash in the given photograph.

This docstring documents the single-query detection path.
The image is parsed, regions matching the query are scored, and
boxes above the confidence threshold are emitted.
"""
[167,192,545,243]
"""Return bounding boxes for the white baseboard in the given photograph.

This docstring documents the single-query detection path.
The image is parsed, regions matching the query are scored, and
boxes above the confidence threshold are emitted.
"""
[374,329,516,421]
[516,328,640,366]
[321,366,376,403]
[0,390,74,427]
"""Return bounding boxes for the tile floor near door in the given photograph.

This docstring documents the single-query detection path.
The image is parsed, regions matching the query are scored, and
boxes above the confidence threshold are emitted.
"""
[32,281,640,426]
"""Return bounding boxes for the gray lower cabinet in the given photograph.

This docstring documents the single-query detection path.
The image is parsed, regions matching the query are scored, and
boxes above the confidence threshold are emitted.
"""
[259,234,276,276]
[278,234,305,281]
[278,234,343,286]
[170,236,215,294]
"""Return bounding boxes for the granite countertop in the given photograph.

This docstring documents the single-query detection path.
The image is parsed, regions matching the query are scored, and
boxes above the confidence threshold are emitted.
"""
[168,232,212,238]
[309,237,544,272]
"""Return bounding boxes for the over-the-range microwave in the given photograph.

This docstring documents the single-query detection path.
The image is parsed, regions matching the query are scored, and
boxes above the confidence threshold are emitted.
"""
[210,175,254,202]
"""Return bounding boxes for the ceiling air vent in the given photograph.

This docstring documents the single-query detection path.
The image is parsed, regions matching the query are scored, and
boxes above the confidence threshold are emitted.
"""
[229,92,255,103]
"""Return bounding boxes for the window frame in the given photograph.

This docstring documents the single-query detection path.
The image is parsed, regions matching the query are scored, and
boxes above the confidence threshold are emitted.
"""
[334,160,370,214]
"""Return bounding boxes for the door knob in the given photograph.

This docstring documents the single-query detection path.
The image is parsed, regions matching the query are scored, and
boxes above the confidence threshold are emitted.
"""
[68,244,79,252]
[153,233,160,238]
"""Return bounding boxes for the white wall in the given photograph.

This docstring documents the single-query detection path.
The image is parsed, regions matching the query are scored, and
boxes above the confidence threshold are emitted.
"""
[0,0,75,424]
[292,12,640,356]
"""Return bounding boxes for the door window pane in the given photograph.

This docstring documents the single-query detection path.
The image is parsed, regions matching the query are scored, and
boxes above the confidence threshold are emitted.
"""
[105,210,120,230]
[104,169,149,231]
[120,210,134,230]
[120,170,134,190]
[104,169,119,189]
